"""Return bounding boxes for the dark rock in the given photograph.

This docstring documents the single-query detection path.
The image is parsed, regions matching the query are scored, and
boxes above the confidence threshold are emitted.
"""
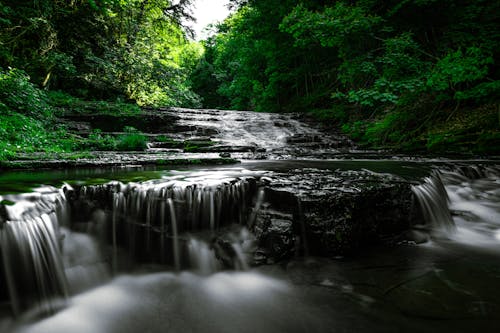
[403,229,430,244]
[195,128,219,136]
[0,202,7,224]
[252,209,295,263]
[148,141,184,149]
[286,134,323,144]
[0,156,240,170]
[63,112,179,133]
[196,145,257,153]
[253,169,420,260]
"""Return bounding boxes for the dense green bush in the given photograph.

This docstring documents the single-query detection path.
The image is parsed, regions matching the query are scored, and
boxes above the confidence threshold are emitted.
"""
[116,127,148,151]
[0,112,72,160]
[0,68,52,119]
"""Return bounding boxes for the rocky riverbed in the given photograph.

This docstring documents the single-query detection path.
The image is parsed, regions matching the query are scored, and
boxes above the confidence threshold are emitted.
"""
[1,108,500,333]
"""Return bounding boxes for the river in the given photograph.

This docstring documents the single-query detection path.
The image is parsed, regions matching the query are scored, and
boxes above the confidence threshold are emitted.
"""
[1,108,499,332]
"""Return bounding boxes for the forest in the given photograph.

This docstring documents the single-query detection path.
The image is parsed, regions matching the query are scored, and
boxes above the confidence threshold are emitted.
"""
[1,0,499,161]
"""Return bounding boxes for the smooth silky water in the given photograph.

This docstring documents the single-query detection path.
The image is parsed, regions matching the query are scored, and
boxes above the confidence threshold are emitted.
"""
[1,161,500,333]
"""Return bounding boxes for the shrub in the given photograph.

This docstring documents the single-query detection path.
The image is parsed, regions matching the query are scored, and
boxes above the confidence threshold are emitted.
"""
[85,129,118,151]
[116,127,148,151]
[0,68,53,119]
[0,112,72,160]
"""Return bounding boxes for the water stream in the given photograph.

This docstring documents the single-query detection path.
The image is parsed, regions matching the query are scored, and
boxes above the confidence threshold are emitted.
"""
[1,108,499,332]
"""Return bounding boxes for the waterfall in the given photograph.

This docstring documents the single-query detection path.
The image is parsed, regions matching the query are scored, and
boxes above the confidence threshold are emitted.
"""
[0,188,69,316]
[167,198,180,271]
[440,165,500,245]
[411,165,500,237]
[188,238,220,275]
[0,170,266,317]
[187,227,254,275]
[411,170,455,233]
[75,170,263,265]
[91,175,258,234]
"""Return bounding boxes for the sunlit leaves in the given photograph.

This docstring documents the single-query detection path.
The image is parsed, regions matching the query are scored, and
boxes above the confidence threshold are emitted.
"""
[280,2,382,50]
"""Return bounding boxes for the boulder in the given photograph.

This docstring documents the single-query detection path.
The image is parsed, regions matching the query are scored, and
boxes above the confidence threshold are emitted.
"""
[253,168,420,261]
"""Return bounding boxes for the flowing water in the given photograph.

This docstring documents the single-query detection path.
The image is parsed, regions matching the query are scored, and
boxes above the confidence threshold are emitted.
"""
[1,108,500,332]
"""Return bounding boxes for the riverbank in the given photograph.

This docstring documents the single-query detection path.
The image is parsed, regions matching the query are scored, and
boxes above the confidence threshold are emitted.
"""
[308,103,500,156]
[2,104,498,172]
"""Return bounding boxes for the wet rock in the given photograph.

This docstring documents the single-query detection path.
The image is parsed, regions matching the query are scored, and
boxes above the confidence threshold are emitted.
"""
[253,169,420,259]
[286,134,322,143]
[148,141,184,149]
[402,229,430,244]
[252,209,295,263]
[57,119,91,132]
[195,145,257,153]
[63,111,179,133]
[0,156,240,170]
[195,127,219,136]
[0,202,7,224]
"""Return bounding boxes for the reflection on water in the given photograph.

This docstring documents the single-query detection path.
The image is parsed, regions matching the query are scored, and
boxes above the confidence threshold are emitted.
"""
[0,159,433,194]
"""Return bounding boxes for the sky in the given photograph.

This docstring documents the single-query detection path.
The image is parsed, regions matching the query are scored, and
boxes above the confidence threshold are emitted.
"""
[190,0,231,40]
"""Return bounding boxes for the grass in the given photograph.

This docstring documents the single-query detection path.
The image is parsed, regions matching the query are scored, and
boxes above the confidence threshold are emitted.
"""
[116,132,148,151]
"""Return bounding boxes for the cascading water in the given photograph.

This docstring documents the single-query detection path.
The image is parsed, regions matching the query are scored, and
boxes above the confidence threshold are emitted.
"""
[412,165,500,243]
[0,169,267,319]
[3,105,500,333]
[0,188,69,316]
[440,165,500,246]
[411,170,455,234]
[74,169,264,267]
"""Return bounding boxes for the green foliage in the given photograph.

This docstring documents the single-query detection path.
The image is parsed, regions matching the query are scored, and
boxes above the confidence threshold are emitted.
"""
[116,127,148,151]
[427,47,494,97]
[341,121,367,141]
[47,91,140,116]
[0,0,498,156]
[191,0,499,153]
[155,135,174,143]
[454,81,500,102]
[85,129,118,151]
[0,68,52,119]
[309,106,348,123]
[83,127,148,151]
[280,2,382,50]
[0,0,200,107]
[364,112,417,145]
[0,112,72,160]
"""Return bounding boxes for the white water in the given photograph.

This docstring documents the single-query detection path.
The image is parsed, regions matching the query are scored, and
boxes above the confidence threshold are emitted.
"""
[0,169,267,319]
[11,272,314,333]
[411,171,455,234]
[168,108,321,150]
[442,169,500,247]
[2,164,500,333]
[0,187,69,315]
[411,166,500,249]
